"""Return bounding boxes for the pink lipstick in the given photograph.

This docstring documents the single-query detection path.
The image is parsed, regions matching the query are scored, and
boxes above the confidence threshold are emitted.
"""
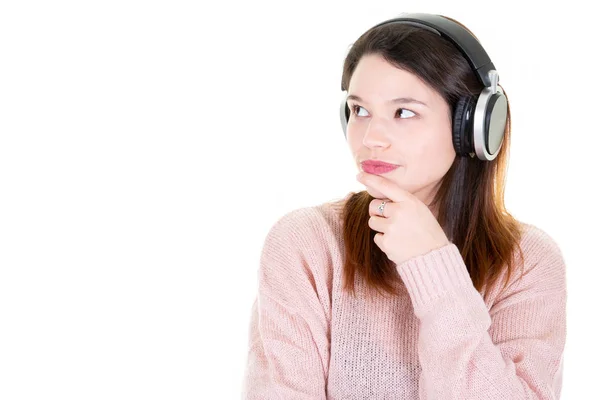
[360,160,400,174]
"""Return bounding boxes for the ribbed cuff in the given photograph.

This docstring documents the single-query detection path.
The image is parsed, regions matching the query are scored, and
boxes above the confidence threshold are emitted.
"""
[396,243,473,315]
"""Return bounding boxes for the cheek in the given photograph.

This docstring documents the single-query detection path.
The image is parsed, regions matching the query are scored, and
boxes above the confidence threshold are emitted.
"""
[346,132,362,158]
[410,131,455,175]
[426,119,454,156]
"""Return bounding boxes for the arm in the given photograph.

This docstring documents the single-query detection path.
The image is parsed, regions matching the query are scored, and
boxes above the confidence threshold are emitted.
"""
[242,208,332,399]
[396,227,567,399]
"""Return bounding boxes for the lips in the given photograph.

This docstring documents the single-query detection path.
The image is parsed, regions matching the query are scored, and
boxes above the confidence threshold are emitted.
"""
[360,160,400,174]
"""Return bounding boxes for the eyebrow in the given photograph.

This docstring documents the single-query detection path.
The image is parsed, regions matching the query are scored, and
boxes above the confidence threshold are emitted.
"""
[346,94,428,107]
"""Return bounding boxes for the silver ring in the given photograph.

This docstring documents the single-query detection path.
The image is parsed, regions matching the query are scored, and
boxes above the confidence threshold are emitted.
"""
[377,200,387,217]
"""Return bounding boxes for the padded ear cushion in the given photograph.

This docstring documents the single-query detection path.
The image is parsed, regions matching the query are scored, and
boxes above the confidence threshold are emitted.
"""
[452,96,477,156]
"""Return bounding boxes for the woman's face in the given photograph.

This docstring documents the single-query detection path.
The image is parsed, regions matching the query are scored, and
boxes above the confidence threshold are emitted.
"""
[346,53,456,209]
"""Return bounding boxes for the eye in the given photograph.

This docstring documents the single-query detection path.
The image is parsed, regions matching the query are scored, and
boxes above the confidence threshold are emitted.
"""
[350,104,416,119]
[395,108,416,119]
[351,105,369,117]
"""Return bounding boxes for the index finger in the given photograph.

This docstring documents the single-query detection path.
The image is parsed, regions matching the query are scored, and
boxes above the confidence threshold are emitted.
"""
[357,172,414,203]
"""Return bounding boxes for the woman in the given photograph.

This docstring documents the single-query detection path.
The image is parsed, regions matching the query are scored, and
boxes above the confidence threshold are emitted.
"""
[242,13,566,399]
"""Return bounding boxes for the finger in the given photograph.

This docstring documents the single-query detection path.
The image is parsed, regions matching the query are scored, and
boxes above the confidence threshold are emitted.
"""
[358,172,413,203]
[368,215,387,233]
[373,232,384,249]
[369,198,393,217]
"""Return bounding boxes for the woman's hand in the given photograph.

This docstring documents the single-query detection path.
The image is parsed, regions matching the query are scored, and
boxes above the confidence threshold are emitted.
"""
[356,172,450,266]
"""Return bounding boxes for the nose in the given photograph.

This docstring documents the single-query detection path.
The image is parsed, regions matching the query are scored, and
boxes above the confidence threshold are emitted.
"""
[362,119,391,149]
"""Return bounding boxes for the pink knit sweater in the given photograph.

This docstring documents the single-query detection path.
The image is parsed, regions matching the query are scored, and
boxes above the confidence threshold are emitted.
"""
[242,198,567,399]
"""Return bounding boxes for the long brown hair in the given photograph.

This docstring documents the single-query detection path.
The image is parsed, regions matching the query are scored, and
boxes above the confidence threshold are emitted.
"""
[335,16,525,299]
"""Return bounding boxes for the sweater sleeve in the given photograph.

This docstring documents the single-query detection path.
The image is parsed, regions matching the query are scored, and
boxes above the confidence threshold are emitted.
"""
[395,226,567,400]
[241,208,332,400]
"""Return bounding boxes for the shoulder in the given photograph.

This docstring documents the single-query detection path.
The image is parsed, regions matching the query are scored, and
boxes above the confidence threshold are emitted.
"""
[484,220,567,310]
[510,221,567,290]
[257,200,345,310]
[262,193,348,247]
[262,204,336,247]
[518,222,566,267]
[519,222,564,253]
[259,196,347,267]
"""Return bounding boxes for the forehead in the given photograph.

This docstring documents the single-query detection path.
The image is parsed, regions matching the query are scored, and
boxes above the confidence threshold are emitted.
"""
[348,54,434,102]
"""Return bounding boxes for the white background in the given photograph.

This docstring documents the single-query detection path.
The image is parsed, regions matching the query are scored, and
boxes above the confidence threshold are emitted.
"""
[0,0,597,399]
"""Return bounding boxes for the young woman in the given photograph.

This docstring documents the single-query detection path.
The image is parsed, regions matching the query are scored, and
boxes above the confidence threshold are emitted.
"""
[242,13,566,399]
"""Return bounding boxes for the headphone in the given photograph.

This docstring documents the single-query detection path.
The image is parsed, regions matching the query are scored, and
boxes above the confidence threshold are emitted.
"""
[339,13,508,161]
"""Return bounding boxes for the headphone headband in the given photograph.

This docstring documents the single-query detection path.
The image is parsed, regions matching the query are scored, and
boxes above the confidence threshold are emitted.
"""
[344,13,498,89]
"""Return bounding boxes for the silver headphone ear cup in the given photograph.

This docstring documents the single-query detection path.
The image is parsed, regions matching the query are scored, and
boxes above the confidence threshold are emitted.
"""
[473,87,507,160]
[340,91,349,138]
[484,92,508,156]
